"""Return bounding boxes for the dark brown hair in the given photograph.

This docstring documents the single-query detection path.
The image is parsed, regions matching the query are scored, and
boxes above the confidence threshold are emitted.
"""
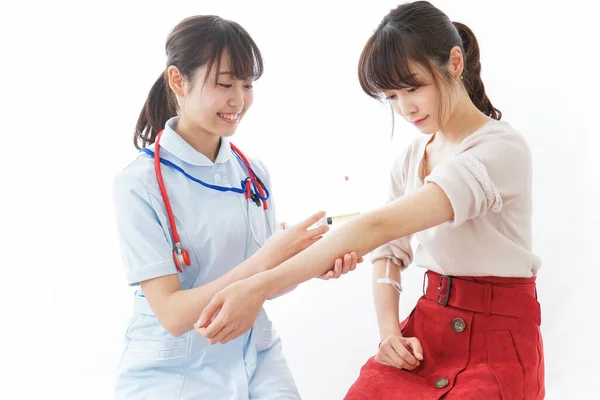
[134,16,264,149]
[358,1,501,125]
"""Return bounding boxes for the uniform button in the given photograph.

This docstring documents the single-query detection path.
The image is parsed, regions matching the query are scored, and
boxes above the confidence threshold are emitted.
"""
[434,377,449,389]
[452,318,466,333]
[214,174,222,182]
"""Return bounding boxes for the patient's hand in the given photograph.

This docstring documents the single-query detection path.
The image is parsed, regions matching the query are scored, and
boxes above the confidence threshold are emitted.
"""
[375,334,423,370]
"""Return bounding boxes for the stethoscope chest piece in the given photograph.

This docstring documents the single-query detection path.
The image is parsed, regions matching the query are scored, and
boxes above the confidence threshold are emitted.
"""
[173,243,191,273]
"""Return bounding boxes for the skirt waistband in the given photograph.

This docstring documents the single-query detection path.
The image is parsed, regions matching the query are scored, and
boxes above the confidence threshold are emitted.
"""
[424,270,541,326]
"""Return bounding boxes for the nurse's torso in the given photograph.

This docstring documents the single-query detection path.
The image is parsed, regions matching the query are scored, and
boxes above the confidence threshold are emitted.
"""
[116,126,278,399]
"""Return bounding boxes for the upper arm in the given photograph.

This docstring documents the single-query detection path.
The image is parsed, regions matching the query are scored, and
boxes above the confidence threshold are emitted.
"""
[139,274,181,312]
[113,171,179,286]
[424,130,530,226]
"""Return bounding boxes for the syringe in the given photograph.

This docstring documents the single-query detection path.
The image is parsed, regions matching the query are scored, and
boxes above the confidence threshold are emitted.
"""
[315,212,360,226]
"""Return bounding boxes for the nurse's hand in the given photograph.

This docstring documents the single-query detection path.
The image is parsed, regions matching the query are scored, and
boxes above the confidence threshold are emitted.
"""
[375,334,423,370]
[260,211,329,269]
[194,276,266,345]
[318,251,363,280]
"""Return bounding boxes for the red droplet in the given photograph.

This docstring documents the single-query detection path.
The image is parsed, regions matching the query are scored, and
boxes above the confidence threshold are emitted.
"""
[344,176,349,181]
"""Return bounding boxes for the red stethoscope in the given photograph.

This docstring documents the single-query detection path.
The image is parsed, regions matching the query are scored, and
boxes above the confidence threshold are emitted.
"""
[141,130,270,273]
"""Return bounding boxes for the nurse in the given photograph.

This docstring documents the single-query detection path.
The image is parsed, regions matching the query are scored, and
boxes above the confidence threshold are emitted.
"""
[112,15,360,399]
[197,2,545,399]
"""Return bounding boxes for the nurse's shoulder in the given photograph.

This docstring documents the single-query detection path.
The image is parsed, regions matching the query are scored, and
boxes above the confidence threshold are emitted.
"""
[113,147,160,201]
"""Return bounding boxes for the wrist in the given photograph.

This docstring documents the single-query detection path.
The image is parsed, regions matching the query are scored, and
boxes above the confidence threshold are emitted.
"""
[250,248,278,274]
[261,243,284,267]
[379,322,402,341]
[249,270,277,299]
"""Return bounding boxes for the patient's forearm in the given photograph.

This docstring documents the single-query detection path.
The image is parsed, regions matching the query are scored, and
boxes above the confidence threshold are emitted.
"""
[256,184,452,299]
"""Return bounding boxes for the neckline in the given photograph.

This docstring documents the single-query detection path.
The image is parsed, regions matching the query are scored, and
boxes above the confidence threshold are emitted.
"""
[417,119,497,183]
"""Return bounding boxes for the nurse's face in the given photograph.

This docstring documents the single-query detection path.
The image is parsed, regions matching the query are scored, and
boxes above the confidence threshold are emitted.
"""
[171,52,255,138]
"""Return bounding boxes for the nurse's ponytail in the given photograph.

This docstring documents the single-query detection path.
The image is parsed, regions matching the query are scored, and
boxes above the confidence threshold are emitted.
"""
[133,15,264,150]
[134,72,178,149]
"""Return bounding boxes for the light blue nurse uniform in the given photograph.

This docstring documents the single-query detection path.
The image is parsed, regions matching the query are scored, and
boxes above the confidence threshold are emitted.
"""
[112,116,300,399]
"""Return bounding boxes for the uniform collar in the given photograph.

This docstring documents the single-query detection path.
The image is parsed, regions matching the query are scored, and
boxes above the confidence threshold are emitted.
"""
[157,116,232,166]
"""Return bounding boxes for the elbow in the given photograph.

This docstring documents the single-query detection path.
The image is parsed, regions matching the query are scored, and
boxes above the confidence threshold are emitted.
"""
[139,278,191,337]
[160,316,188,338]
[169,328,188,338]
[369,212,399,246]
[152,297,189,337]
[165,321,186,338]
[367,184,454,245]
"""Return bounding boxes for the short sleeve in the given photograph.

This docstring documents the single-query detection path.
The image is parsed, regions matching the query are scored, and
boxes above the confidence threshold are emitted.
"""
[113,172,178,286]
[424,126,531,227]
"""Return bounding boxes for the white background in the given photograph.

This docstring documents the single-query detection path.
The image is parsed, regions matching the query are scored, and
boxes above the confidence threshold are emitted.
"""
[1,0,598,398]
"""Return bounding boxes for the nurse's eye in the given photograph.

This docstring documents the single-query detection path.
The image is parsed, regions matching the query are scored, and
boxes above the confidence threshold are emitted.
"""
[243,83,253,89]
[217,83,232,88]
[385,94,396,100]
[407,87,419,93]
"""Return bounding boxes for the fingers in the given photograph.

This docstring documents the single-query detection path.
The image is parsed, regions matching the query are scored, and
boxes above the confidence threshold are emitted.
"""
[196,298,226,340]
[375,347,406,369]
[405,337,424,361]
[376,335,424,371]
[203,324,229,345]
[196,296,223,330]
[275,222,286,232]
[298,211,326,230]
[349,252,358,272]
[202,314,226,340]
[375,352,393,368]
[382,343,406,369]
[389,338,420,369]
[342,253,354,273]
[345,252,363,265]
[319,269,335,280]
[194,317,210,330]
[320,252,359,280]
[209,325,235,345]
[334,253,356,278]
[322,271,334,279]
[306,224,329,238]
[332,258,343,278]
[194,326,207,337]
[220,329,243,344]
[318,257,347,280]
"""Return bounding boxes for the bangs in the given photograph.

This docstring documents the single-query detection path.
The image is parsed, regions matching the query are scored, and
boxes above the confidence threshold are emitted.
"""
[358,29,429,99]
[204,19,264,83]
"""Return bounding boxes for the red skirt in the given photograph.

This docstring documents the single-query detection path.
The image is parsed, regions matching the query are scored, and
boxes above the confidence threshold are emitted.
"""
[344,271,545,400]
